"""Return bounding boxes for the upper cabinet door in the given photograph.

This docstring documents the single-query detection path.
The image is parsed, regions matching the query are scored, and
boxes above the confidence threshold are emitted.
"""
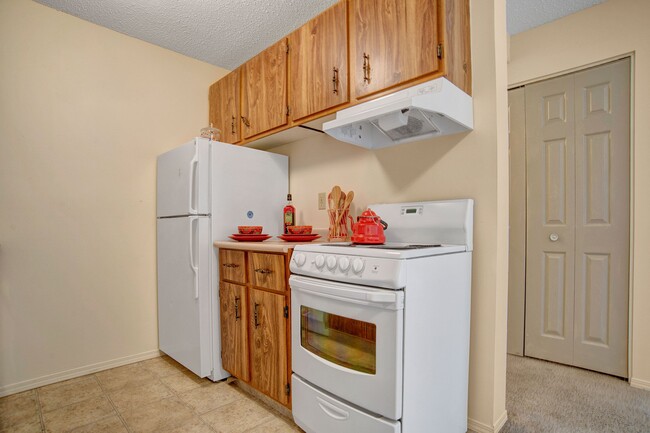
[209,70,240,144]
[241,39,288,139]
[351,0,440,99]
[289,1,349,122]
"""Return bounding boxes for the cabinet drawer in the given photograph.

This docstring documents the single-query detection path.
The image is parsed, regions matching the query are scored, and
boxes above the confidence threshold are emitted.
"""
[248,252,286,291]
[219,249,246,284]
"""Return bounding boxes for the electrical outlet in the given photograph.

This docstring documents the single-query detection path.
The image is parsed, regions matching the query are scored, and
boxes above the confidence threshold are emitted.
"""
[318,192,327,210]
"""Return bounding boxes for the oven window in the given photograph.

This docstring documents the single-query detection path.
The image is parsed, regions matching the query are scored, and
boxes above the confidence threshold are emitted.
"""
[300,306,376,374]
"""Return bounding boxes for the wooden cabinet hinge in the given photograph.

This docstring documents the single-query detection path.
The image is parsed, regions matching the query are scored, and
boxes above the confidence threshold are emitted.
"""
[283,305,289,318]
[437,44,443,59]
[285,383,291,396]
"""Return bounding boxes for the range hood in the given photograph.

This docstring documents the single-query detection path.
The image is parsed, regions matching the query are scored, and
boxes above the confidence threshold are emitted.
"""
[323,77,473,149]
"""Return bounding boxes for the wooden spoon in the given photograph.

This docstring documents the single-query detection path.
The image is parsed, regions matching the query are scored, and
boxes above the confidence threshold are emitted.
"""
[330,186,342,236]
[336,190,354,231]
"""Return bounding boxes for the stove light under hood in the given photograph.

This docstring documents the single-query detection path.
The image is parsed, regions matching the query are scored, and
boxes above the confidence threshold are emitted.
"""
[323,77,473,149]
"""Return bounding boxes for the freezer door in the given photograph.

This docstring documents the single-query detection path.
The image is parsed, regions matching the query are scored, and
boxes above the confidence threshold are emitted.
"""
[157,216,212,377]
[157,138,210,217]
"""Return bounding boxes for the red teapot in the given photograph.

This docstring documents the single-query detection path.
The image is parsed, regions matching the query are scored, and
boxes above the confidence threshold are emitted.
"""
[349,208,389,244]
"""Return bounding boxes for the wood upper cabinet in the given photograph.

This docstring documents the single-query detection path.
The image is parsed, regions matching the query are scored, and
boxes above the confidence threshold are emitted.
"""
[249,288,289,406]
[351,0,441,99]
[240,39,288,139]
[208,69,240,144]
[219,282,249,381]
[289,1,349,121]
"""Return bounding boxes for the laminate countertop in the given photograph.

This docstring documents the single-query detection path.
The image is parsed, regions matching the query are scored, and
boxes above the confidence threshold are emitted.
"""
[214,239,320,253]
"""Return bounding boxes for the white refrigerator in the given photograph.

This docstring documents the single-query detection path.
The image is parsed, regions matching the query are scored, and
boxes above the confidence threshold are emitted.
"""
[156,137,288,380]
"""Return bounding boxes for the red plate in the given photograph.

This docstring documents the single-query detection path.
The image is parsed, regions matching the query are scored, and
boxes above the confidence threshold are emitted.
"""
[229,234,271,242]
[277,234,321,242]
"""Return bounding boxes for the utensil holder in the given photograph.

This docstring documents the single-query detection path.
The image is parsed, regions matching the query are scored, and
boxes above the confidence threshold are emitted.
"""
[328,209,350,242]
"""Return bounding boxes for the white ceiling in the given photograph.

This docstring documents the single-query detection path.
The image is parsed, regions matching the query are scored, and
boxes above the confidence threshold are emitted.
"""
[34,0,606,70]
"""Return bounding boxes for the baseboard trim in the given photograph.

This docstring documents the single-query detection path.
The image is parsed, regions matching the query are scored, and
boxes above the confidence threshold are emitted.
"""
[0,349,162,397]
[630,377,650,391]
[468,410,508,433]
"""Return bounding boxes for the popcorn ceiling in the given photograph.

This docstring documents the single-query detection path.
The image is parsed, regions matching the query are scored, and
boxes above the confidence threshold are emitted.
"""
[506,0,606,34]
[34,0,337,70]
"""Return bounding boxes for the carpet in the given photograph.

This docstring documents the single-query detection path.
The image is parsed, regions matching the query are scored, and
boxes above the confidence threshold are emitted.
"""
[501,355,650,433]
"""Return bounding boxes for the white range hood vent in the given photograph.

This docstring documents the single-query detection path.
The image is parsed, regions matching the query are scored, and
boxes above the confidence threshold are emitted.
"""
[323,77,473,149]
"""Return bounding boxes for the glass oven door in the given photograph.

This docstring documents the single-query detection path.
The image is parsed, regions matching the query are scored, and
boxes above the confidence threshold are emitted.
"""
[290,275,404,421]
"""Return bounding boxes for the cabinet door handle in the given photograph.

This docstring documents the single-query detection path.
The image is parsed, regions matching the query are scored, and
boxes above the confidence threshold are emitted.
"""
[231,116,236,134]
[240,116,250,127]
[254,268,272,275]
[362,53,371,84]
[332,67,339,94]
[222,263,240,268]
[234,296,241,320]
[253,303,260,328]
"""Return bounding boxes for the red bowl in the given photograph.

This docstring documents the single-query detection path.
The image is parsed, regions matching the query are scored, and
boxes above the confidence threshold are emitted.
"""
[238,225,263,235]
[287,225,312,235]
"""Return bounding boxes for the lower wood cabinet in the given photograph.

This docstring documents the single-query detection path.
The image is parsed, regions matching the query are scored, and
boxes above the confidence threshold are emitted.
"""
[218,248,291,407]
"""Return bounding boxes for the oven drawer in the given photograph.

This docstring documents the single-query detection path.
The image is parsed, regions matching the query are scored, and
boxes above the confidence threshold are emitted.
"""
[292,375,400,433]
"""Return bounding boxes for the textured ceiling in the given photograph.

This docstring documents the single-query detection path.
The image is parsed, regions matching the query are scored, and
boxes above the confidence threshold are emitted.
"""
[507,0,606,34]
[34,0,606,69]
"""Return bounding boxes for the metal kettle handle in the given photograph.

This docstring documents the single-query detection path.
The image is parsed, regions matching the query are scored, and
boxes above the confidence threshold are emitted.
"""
[380,219,388,230]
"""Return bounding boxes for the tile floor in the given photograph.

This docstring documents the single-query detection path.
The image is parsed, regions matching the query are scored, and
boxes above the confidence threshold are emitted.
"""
[0,356,303,433]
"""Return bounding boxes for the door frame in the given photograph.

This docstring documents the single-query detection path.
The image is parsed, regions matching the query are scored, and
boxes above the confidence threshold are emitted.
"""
[507,53,635,381]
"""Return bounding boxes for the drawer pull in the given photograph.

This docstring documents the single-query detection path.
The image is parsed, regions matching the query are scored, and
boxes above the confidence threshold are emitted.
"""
[253,303,260,328]
[223,263,240,268]
[234,296,241,320]
[316,397,349,420]
[254,268,272,275]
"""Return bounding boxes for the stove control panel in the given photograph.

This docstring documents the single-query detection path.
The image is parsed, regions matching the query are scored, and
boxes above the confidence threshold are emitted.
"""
[289,251,406,289]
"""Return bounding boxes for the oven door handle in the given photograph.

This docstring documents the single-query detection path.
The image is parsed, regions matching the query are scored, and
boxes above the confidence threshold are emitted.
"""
[290,275,403,308]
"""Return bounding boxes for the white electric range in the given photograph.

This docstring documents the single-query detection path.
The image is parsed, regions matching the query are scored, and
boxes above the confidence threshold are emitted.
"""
[289,199,473,433]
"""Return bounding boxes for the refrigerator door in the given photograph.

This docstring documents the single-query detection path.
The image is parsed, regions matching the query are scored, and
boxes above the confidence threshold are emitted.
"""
[157,138,210,217]
[157,216,212,377]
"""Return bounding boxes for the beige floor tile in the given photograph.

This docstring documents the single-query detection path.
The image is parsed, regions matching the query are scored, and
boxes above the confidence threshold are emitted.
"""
[119,396,195,433]
[0,419,42,433]
[69,415,127,433]
[245,416,303,433]
[179,382,244,414]
[159,371,204,393]
[38,376,103,412]
[95,364,156,392]
[139,357,186,378]
[201,398,275,433]
[42,395,114,433]
[0,390,40,430]
[108,378,173,413]
[161,417,215,433]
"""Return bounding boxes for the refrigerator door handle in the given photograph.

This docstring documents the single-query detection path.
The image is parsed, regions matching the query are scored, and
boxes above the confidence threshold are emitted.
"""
[188,149,199,215]
[189,216,199,299]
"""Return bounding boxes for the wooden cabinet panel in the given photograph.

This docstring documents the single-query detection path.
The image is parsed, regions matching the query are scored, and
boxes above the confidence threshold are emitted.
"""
[289,1,349,121]
[249,288,289,405]
[219,282,250,381]
[209,70,240,144]
[241,39,288,139]
[248,252,286,292]
[351,0,440,99]
[219,249,246,284]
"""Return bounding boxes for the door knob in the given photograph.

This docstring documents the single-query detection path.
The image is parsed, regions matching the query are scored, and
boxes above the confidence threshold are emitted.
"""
[549,233,559,242]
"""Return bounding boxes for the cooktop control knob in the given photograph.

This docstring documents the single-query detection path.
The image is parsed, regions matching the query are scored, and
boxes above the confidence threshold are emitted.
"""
[326,256,337,270]
[294,253,306,267]
[352,258,365,273]
[339,257,350,272]
[314,255,325,268]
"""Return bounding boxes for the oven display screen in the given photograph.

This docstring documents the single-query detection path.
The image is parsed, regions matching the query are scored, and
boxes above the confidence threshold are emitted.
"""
[405,208,417,214]
[300,306,376,374]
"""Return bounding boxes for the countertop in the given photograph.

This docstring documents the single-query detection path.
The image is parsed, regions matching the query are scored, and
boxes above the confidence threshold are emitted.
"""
[214,239,321,253]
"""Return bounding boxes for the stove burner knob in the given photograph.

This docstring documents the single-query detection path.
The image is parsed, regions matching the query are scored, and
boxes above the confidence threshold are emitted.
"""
[339,257,350,272]
[293,253,306,267]
[314,255,325,268]
[352,258,365,273]
[326,256,337,270]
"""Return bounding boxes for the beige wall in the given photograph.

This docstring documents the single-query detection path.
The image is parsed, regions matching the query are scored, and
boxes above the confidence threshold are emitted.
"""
[0,0,225,394]
[274,0,510,429]
[508,0,650,389]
